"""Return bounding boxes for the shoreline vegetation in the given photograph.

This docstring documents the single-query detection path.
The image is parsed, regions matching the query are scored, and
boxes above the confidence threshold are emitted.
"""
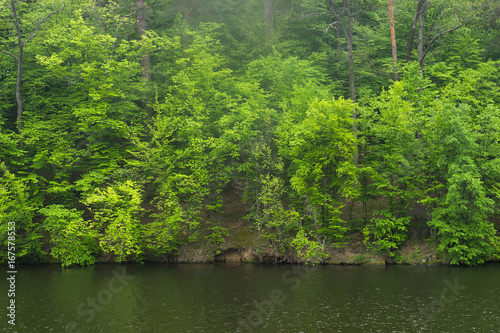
[1,1,500,267]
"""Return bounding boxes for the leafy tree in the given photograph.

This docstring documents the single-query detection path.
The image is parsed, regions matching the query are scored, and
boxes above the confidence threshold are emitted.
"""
[279,97,358,243]
[0,164,44,262]
[29,11,145,203]
[255,174,300,256]
[421,102,498,265]
[291,228,324,264]
[429,163,496,265]
[133,25,238,254]
[365,211,410,261]
[84,180,144,263]
[359,77,422,260]
[39,205,97,266]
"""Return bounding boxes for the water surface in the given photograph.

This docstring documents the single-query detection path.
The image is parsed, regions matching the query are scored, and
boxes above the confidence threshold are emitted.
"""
[1,263,499,332]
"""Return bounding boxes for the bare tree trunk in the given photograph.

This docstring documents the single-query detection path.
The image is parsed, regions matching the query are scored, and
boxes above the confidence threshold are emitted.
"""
[405,0,425,62]
[417,3,425,73]
[388,0,398,81]
[0,0,65,134]
[345,0,356,103]
[15,48,23,133]
[12,0,23,133]
[409,0,465,73]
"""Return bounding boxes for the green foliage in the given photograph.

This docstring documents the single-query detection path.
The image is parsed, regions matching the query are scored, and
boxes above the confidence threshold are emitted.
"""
[84,181,144,263]
[291,229,324,265]
[0,0,498,266]
[361,77,422,215]
[279,97,357,241]
[246,52,332,105]
[133,26,241,254]
[204,222,229,247]
[30,10,145,178]
[251,175,300,254]
[39,205,97,266]
[421,103,498,265]
[429,164,496,265]
[366,210,410,258]
[0,164,44,262]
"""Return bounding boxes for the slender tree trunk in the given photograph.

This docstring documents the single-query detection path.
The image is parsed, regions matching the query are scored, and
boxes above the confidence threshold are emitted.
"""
[388,0,398,81]
[345,0,355,103]
[12,0,23,133]
[417,3,425,73]
[263,0,274,51]
[409,0,464,72]
[345,0,357,166]
[406,0,425,62]
[1,1,64,134]
[15,47,23,133]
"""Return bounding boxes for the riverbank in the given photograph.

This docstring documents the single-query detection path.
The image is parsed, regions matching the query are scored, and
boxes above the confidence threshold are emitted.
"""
[173,234,447,266]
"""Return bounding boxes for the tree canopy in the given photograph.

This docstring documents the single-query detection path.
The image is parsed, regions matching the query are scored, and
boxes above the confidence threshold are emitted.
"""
[1,0,499,266]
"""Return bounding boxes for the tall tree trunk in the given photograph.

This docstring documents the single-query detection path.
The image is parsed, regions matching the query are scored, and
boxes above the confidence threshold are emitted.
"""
[388,0,398,81]
[345,0,356,103]
[0,0,64,134]
[15,46,23,134]
[12,0,23,133]
[417,3,425,73]
[345,0,357,166]
[263,0,274,52]
[405,0,425,62]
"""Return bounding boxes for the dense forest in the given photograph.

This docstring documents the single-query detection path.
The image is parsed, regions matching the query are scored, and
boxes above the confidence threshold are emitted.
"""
[1,0,499,266]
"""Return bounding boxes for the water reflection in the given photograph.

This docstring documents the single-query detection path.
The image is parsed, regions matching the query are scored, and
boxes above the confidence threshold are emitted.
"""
[1,263,499,332]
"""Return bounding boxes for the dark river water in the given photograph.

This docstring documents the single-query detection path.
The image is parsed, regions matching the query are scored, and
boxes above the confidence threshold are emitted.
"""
[1,263,499,332]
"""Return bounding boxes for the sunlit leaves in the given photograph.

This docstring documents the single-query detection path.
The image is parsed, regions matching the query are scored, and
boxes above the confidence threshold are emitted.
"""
[40,205,97,266]
[84,181,144,263]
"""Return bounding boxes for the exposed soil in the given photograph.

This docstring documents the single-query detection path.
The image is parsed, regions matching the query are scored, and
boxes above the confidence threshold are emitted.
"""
[172,187,448,265]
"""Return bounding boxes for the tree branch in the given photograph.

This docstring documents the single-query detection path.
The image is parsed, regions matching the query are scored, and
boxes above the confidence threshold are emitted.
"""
[24,1,65,46]
[325,22,339,33]
[0,39,18,60]
[2,2,19,11]
[0,47,18,61]
[124,10,137,18]
[328,0,348,40]
[405,0,426,62]
[421,22,465,65]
